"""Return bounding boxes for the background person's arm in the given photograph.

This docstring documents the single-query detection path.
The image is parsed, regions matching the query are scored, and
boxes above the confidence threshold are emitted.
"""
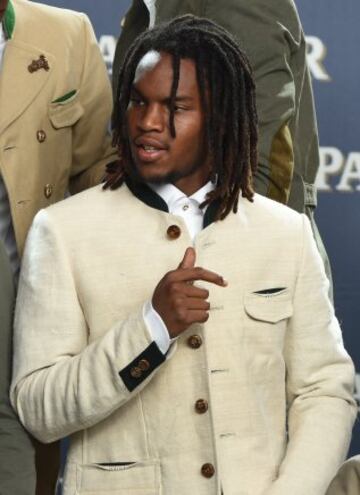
[204,0,303,206]
[68,13,118,194]
[0,241,36,495]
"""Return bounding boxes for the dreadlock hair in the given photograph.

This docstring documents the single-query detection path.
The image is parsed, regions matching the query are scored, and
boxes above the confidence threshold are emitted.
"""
[105,14,258,220]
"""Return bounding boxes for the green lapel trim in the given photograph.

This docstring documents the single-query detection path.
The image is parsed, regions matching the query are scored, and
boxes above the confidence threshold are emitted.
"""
[125,177,169,213]
[203,198,221,228]
[3,0,15,39]
[52,90,77,104]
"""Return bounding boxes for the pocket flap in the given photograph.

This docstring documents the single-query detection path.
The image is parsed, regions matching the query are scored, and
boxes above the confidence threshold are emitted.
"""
[244,290,293,323]
[78,459,160,492]
[49,98,84,128]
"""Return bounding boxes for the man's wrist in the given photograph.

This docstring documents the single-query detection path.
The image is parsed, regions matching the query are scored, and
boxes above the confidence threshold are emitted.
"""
[142,300,171,354]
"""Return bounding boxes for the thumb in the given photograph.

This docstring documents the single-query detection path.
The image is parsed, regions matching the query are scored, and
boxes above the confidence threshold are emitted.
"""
[178,247,196,270]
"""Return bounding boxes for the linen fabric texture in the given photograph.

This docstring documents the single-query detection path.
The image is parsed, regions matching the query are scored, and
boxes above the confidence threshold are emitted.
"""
[11,184,356,495]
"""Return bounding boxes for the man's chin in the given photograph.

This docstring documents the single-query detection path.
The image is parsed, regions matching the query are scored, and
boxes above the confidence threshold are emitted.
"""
[129,166,172,185]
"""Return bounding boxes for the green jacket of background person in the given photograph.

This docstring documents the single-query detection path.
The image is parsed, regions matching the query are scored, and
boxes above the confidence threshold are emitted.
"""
[113,0,332,296]
[0,238,36,495]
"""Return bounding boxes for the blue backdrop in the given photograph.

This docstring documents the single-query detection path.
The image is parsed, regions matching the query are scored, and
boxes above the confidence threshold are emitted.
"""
[36,0,360,456]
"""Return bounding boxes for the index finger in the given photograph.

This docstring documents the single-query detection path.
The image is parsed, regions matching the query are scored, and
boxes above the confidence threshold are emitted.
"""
[171,267,228,287]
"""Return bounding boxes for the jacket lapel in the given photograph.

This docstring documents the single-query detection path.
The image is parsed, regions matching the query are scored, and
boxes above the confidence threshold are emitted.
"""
[0,40,54,135]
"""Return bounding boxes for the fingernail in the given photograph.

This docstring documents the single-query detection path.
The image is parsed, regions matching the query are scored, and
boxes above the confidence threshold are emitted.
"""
[222,278,228,286]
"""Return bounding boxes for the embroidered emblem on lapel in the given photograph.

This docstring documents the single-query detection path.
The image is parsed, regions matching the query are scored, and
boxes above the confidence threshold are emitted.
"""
[28,55,50,73]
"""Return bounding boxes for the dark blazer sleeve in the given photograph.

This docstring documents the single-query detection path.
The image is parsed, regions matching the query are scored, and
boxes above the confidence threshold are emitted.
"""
[0,241,36,495]
[203,0,301,204]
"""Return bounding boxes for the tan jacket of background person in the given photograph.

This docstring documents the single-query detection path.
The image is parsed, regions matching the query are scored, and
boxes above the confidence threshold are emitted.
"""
[11,183,356,495]
[0,0,117,493]
[0,0,117,257]
[113,0,332,294]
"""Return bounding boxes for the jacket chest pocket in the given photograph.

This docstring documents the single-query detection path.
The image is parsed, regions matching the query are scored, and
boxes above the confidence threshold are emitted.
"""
[49,97,84,129]
[243,289,293,344]
[76,460,160,494]
[47,98,84,174]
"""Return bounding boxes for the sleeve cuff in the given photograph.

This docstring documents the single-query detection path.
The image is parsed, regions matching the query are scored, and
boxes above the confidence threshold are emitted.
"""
[143,300,171,354]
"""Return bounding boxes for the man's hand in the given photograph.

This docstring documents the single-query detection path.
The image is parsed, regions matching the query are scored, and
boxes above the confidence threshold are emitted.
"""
[152,247,227,338]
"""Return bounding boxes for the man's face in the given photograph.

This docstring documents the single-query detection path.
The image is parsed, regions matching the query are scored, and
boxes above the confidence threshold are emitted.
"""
[127,52,212,196]
[0,0,8,20]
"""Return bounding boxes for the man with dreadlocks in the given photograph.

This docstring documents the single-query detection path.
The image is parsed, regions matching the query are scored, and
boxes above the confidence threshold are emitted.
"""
[113,0,334,300]
[11,16,355,495]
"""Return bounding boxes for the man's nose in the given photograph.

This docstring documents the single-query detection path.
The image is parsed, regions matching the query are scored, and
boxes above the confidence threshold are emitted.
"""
[138,104,164,132]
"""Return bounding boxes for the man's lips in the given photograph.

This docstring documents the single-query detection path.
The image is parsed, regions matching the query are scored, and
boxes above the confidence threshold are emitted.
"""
[133,136,168,163]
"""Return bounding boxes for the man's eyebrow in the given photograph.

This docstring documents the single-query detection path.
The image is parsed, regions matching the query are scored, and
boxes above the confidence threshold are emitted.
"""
[163,95,194,103]
[172,95,194,101]
[130,86,194,102]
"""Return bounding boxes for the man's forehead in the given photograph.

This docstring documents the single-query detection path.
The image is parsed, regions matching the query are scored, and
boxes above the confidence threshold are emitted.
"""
[134,50,162,84]
[132,51,199,97]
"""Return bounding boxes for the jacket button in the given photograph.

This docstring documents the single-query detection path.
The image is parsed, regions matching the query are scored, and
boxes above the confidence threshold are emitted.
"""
[37,130,46,143]
[187,334,202,349]
[130,366,142,378]
[138,359,150,371]
[201,463,215,478]
[167,225,181,239]
[195,399,208,414]
[44,184,53,198]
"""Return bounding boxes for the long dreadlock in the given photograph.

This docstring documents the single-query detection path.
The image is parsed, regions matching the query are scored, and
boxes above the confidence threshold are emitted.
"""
[105,15,258,220]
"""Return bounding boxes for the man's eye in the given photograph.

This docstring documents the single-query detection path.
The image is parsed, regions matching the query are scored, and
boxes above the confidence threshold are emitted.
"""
[129,97,144,106]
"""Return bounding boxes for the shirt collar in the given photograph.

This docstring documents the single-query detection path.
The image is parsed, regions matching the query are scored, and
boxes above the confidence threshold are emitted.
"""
[147,180,215,210]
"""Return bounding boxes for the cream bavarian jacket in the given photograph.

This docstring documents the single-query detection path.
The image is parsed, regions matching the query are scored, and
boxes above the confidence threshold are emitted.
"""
[11,182,356,495]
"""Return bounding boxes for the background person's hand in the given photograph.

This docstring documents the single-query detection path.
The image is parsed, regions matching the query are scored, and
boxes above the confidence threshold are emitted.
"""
[152,247,227,338]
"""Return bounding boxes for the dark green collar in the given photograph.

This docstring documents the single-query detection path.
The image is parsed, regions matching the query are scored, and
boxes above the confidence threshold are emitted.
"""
[124,177,220,228]
[203,197,221,228]
[125,176,168,213]
[3,0,15,39]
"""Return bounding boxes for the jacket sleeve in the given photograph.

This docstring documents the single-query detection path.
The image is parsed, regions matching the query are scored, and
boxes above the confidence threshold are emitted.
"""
[204,0,303,204]
[68,13,118,193]
[10,210,170,444]
[0,243,36,495]
[267,215,356,495]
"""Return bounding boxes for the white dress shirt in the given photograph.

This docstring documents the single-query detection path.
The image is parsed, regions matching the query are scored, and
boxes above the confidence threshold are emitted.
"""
[0,22,20,277]
[143,180,215,353]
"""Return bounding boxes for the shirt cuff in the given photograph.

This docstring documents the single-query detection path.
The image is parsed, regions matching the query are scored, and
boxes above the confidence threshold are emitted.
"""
[143,300,171,354]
